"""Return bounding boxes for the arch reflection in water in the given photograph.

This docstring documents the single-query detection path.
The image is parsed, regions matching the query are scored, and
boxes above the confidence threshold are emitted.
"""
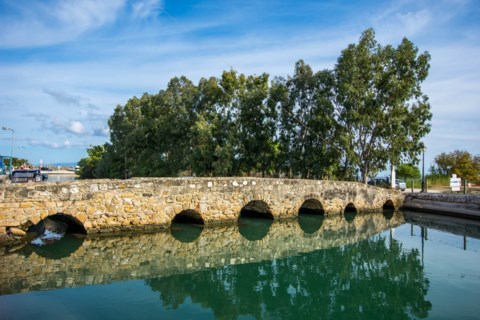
[344,203,357,223]
[23,234,85,259]
[383,200,395,220]
[298,199,325,234]
[170,210,204,243]
[0,211,406,295]
[298,214,325,234]
[238,216,273,241]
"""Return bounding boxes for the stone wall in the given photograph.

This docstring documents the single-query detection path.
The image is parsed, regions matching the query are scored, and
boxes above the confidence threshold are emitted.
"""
[0,177,404,235]
[0,211,404,295]
[404,193,480,219]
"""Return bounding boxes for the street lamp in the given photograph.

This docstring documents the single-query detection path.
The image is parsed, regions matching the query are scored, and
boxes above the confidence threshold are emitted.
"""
[421,144,426,193]
[2,126,14,175]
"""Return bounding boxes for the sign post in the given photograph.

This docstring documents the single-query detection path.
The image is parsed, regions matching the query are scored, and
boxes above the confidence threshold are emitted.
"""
[450,174,461,192]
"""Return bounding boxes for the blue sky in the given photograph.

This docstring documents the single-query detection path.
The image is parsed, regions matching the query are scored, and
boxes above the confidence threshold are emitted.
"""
[0,0,479,169]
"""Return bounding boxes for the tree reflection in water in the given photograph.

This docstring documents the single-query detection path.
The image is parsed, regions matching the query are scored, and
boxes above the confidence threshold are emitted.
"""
[147,235,431,320]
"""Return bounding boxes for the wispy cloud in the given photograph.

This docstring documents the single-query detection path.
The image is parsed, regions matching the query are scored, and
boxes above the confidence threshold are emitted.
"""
[0,0,126,48]
[43,89,85,106]
[132,0,163,19]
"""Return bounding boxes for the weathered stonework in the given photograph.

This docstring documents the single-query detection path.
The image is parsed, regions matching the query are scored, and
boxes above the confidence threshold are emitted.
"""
[404,193,480,218]
[0,177,404,235]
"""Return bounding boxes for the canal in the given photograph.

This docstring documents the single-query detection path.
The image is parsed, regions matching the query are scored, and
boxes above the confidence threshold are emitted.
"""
[0,210,479,319]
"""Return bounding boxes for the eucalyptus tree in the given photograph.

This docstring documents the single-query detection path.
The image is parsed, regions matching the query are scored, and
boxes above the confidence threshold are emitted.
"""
[237,73,277,176]
[273,60,339,179]
[334,28,432,183]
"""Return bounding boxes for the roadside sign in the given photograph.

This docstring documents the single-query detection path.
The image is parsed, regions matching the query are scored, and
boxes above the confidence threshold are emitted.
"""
[450,174,461,192]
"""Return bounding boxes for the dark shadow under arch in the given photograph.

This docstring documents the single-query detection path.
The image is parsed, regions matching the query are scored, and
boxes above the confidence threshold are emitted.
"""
[172,209,205,225]
[240,200,274,219]
[298,198,325,234]
[299,199,325,215]
[171,210,204,243]
[344,203,357,223]
[383,200,395,220]
[27,213,87,235]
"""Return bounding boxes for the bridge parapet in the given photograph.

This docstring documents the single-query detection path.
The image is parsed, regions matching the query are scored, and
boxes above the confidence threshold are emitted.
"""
[0,177,404,234]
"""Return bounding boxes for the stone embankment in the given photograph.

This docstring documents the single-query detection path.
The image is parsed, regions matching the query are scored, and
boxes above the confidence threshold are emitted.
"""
[404,193,480,219]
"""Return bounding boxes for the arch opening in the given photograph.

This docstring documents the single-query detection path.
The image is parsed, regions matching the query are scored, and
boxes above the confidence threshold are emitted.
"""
[26,214,86,255]
[383,200,395,210]
[299,199,325,216]
[171,210,204,243]
[298,198,325,234]
[344,203,357,223]
[240,201,274,220]
[28,213,87,236]
[172,210,205,225]
[383,200,395,220]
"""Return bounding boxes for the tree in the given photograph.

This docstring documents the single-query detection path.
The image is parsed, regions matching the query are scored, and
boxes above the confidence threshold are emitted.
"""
[396,163,421,180]
[237,73,277,177]
[78,145,107,179]
[272,60,339,179]
[432,150,480,181]
[334,28,432,183]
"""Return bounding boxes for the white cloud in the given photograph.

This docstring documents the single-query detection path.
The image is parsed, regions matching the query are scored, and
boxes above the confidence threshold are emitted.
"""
[68,121,86,135]
[132,0,163,19]
[0,0,126,48]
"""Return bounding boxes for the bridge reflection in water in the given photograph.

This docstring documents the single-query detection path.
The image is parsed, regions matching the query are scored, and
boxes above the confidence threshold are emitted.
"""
[1,211,404,295]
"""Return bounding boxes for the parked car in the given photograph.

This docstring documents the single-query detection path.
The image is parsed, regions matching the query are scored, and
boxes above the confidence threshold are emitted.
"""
[11,170,48,183]
[395,179,406,191]
[368,177,406,191]
[368,178,390,188]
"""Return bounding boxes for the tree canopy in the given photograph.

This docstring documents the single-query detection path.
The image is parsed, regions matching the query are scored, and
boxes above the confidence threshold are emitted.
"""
[431,150,480,181]
[78,29,432,182]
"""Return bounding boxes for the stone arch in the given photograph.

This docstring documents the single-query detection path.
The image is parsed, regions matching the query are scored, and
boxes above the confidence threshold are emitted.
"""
[170,209,204,243]
[383,200,395,220]
[240,200,273,219]
[299,198,325,215]
[28,213,87,235]
[344,203,357,223]
[383,200,395,210]
[297,198,325,234]
[172,209,205,225]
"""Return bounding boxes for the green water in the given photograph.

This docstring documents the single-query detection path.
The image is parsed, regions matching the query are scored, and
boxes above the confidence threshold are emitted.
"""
[1,211,480,319]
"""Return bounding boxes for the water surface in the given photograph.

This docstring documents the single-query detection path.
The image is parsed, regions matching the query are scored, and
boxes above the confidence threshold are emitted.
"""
[0,211,479,319]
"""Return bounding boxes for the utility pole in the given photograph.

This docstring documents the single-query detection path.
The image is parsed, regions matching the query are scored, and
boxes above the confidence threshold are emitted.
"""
[2,127,14,175]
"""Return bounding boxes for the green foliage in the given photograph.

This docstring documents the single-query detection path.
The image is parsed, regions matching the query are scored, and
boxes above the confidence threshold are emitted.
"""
[78,29,432,181]
[334,28,431,182]
[1,156,29,169]
[396,163,421,180]
[431,150,479,181]
[78,145,107,179]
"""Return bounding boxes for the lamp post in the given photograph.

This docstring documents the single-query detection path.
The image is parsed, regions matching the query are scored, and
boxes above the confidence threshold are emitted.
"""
[421,145,426,193]
[2,126,14,175]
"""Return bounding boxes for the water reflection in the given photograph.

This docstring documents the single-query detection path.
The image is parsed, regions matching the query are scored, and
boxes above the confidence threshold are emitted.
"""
[237,216,273,241]
[297,213,325,234]
[147,234,431,320]
[21,234,85,259]
[170,223,203,243]
[0,211,405,295]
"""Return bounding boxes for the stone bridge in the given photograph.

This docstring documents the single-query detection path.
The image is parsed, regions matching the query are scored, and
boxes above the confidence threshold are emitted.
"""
[0,177,404,235]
